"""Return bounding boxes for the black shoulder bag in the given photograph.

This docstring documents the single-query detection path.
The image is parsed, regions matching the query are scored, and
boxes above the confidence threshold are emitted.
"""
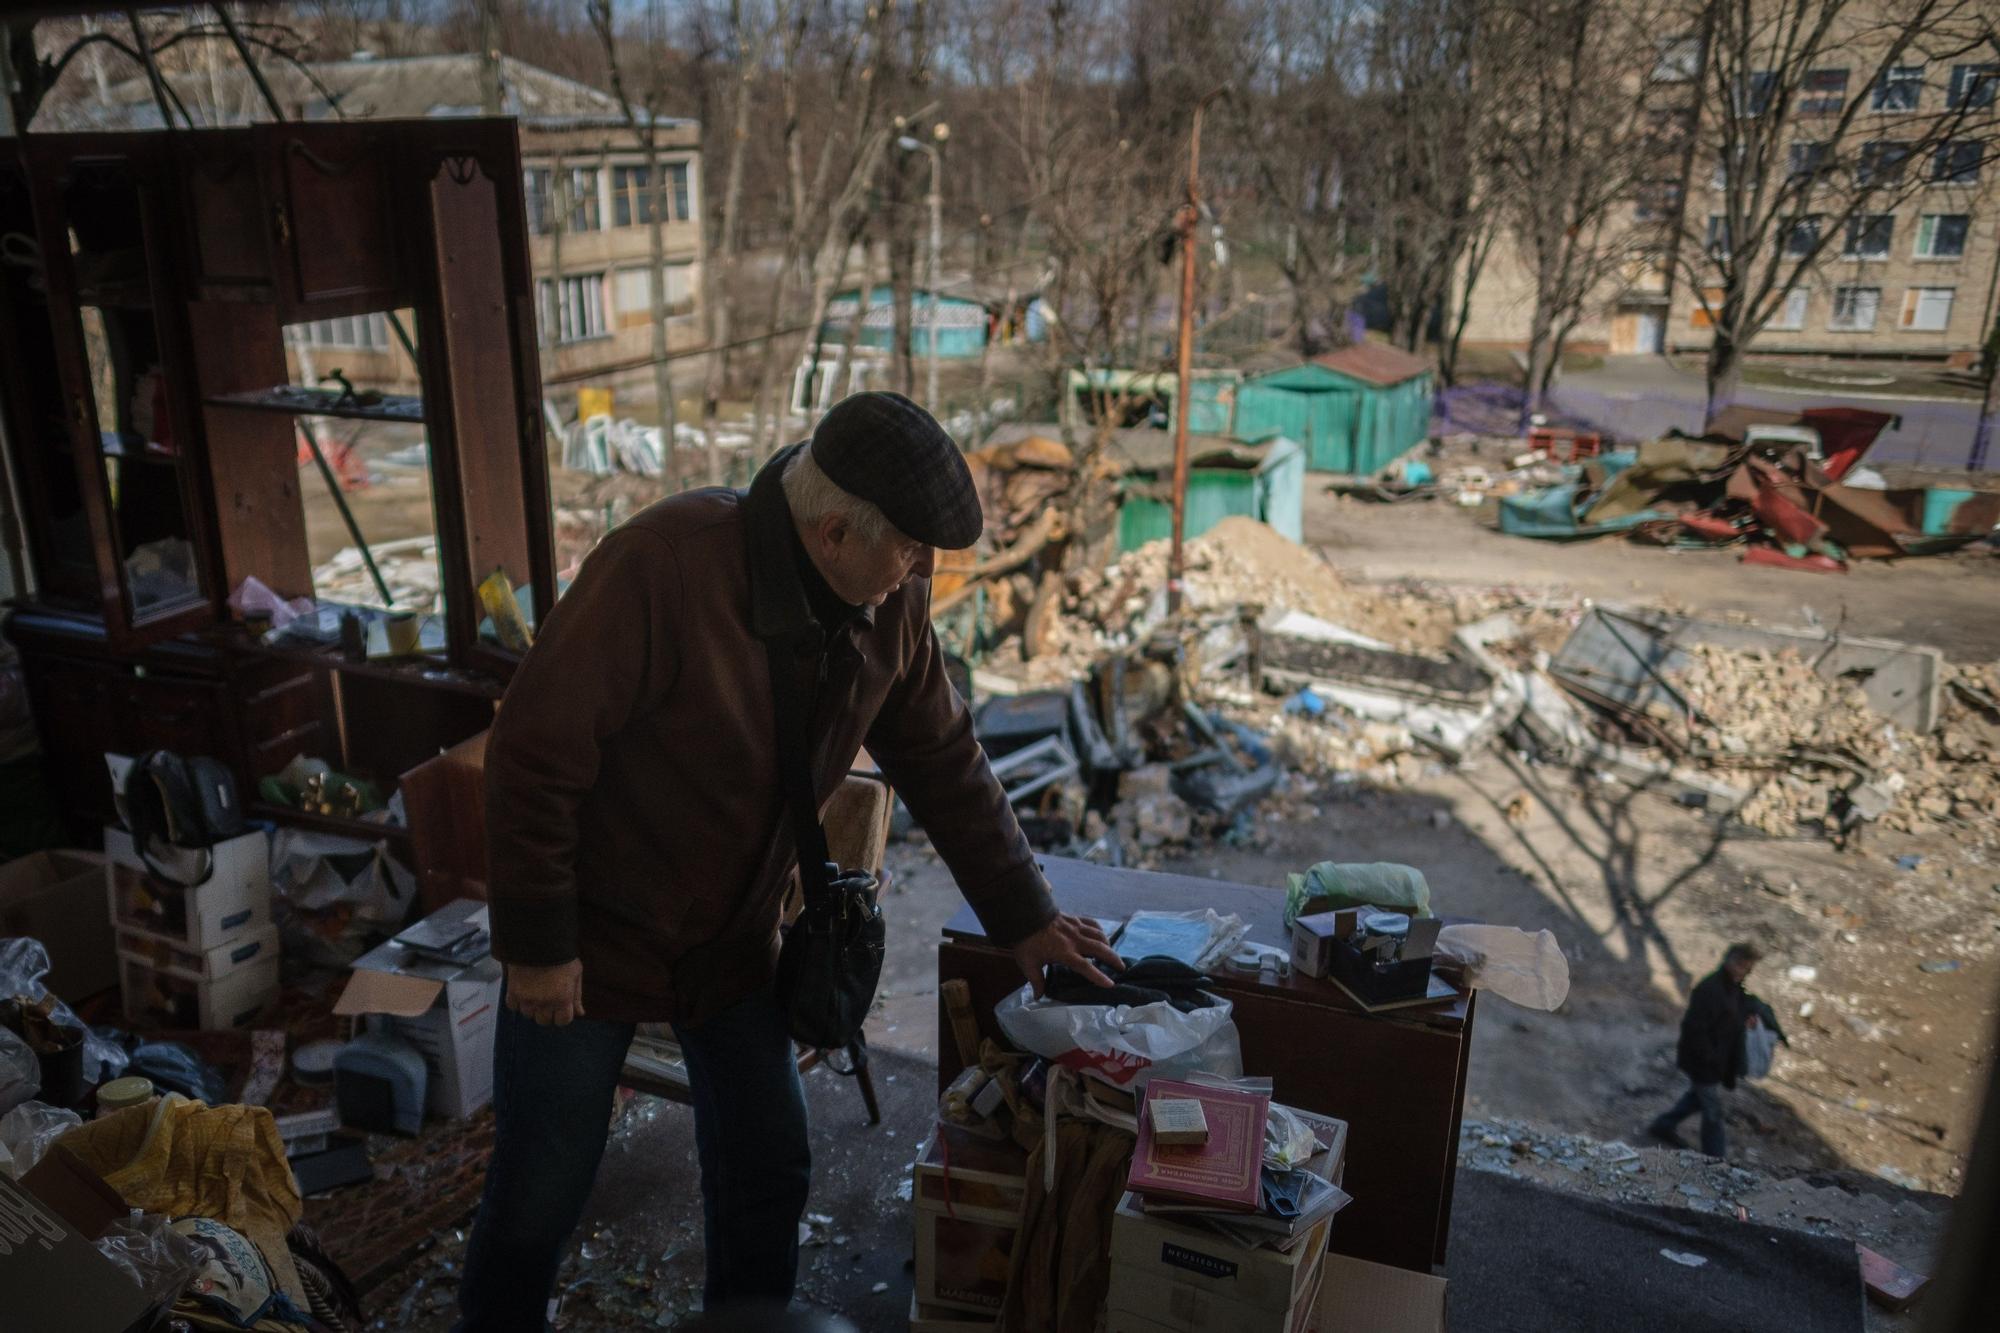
[765,637,887,1050]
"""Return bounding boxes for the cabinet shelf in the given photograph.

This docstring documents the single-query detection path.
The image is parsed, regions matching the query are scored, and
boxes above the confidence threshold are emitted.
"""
[207,385,425,423]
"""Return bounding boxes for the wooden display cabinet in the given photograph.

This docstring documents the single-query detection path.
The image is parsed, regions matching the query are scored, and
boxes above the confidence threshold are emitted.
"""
[1,120,554,845]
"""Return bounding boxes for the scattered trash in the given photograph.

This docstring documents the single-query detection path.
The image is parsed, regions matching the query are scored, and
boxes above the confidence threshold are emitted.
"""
[1787,965,1818,984]
[1874,1164,1924,1191]
[1660,1249,1709,1267]
[1918,960,1963,974]
[1897,855,1925,872]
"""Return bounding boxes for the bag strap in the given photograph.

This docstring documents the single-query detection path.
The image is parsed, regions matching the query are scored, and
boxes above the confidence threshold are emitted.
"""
[763,634,836,911]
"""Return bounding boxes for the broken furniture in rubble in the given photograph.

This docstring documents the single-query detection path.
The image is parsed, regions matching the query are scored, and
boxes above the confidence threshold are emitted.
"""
[936,856,1476,1276]
[1,120,553,858]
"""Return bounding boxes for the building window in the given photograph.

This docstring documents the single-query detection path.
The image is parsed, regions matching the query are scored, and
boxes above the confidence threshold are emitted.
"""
[1948,64,1998,110]
[286,313,392,350]
[1842,214,1893,259]
[1766,287,1810,331]
[1788,141,1828,178]
[1800,68,1848,115]
[1873,65,1923,111]
[1653,35,1701,83]
[1635,180,1683,222]
[610,165,657,227]
[1741,70,1777,116]
[1899,286,1955,331]
[611,262,697,327]
[1704,214,1731,259]
[1933,141,1981,184]
[1829,285,1881,331]
[524,167,554,236]
[1783,216,1821,256]
[1858,140,1911,186]
[566,166,601,233]
[666,163,692,223]
[538,273,608,344]
[1915,213,1970,258]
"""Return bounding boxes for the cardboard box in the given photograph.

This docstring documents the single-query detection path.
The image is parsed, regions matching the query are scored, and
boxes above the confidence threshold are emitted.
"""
[117,948,279,1031]
[1290,912,1340,980]
[114,921,277,982]
[0,850,116,1002]
[0,1167,156,1333]
[334,900,502,1120]
[1106,1110,1346,1333]
[914,1123,1030,1224]
[1312,1254,1447,1333]
[909,1293,998,1332]
[103,825,271,950]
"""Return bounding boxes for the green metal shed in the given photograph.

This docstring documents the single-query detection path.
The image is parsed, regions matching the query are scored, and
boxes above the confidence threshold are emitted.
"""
[823,284,989,359]
[1104,428,1307,552]
[1234,344,1434,475]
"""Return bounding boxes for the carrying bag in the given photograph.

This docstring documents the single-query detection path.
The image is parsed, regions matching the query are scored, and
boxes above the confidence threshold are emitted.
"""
[763,636,886,1051]
[122,750,246,888]
[1743,1015,1779,1081]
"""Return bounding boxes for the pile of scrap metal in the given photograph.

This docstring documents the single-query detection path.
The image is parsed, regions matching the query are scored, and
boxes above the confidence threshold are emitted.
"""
[1496,407,1998,570]
[952,624,1284,866]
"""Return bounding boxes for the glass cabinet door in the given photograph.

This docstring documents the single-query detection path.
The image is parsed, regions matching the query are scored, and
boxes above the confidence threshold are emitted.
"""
[33,144,219,647]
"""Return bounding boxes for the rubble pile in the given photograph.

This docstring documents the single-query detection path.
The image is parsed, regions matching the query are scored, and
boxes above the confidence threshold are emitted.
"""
[313,537,444,613]
[1662,646,2000,844]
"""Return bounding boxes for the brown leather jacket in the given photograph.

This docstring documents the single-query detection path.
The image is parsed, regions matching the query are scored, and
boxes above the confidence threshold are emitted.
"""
[484,443,1056,1026]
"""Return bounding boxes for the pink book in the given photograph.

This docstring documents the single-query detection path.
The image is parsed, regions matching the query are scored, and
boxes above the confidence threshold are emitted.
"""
[1127,1078,1268,1212]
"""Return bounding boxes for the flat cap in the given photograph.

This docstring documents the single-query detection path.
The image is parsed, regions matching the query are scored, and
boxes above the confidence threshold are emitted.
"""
[810,392,983,550]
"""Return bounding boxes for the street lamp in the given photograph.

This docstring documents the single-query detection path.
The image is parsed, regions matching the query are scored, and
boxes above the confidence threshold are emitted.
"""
[897,124,947,413]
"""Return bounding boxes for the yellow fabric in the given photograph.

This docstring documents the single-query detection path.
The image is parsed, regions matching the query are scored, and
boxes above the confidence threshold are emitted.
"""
[60,1095,307,1304]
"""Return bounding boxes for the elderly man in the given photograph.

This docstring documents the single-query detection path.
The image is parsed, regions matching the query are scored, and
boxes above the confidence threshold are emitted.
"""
[1648,942,1781,1159]
[455,392,1119,1331]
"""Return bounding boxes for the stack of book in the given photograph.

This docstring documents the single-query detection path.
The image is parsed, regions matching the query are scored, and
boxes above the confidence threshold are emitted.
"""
[1125,1079,1349,1253]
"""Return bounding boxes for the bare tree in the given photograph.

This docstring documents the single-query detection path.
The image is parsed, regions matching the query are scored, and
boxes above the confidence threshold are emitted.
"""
[1487,0,1674,420]
[587,0,692,480]
[1677,0,2000,420]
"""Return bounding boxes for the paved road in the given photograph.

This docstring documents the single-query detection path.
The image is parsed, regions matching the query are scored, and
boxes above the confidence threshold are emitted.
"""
[1551,357,1989,470]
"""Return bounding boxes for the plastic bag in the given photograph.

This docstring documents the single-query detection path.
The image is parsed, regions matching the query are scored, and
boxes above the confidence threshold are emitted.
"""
[1435,925,1570,1010]
[0,1027,38,1115]
[227,576,314,631]
[94,1209,207,1308]
[1264,1102,1320,1171]
[995,985,1242,1091]
[0,937,128,1083]
[1744,1017,1779,1081]
[268,826,416,965]
[0,1099,81,1179]
[1284,862,1433,927]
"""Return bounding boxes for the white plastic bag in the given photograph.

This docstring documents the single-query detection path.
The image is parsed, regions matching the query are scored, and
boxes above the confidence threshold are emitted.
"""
[1744,1017,1778,1080]
[0,1027,38,1115]
[0,1100,82,1179]
[994,986,1242,1090]
[1435,925,1570,1011]
[0,937,128,1083]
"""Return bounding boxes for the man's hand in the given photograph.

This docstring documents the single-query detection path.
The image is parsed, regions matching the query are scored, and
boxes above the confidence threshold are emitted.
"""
[1012,913,1124,996]
[505,959,585,1026]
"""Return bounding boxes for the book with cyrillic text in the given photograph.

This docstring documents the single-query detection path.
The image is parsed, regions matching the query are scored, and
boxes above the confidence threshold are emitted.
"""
[1127,1078,1268,1212]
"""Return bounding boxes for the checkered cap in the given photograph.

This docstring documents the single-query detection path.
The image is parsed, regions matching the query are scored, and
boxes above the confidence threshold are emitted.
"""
[809,392,983,550]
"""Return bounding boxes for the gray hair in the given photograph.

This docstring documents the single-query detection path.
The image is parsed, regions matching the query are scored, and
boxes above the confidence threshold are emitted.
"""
[783,445,895,545]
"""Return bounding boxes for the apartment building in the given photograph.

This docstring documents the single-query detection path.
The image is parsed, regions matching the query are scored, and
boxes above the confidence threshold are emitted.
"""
[41,53,704,390]
[1459,20,2000,366]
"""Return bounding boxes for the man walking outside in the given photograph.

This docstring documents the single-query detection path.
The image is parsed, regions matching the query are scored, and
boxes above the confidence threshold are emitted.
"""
[1648,942,1774,1158]
[455,392,1121,1330]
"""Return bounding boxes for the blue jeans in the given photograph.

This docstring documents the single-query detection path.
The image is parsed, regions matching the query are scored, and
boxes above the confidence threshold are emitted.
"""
[1654,1080,1727,1158]
[455,984,813,1332]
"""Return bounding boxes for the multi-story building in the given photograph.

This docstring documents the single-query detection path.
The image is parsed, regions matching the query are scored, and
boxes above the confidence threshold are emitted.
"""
[38,53,704,392]
[1459,21,2000,366]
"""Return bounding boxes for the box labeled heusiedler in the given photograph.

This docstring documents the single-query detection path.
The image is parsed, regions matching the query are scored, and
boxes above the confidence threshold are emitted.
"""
[914,1123,1030,1224]
[1105,1110,1346,1333]
[1312,1254,1447,1333]
[103,825,271,950]
[334,900,502,1121]
[908,1293,998,1332]
[116,945,279,1031]
[0,850,117,1001]
[115,922,278,983]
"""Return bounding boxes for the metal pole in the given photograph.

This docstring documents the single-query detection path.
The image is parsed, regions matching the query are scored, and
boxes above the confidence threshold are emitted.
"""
[926,153,942,413]
[1169,90,1225,616]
